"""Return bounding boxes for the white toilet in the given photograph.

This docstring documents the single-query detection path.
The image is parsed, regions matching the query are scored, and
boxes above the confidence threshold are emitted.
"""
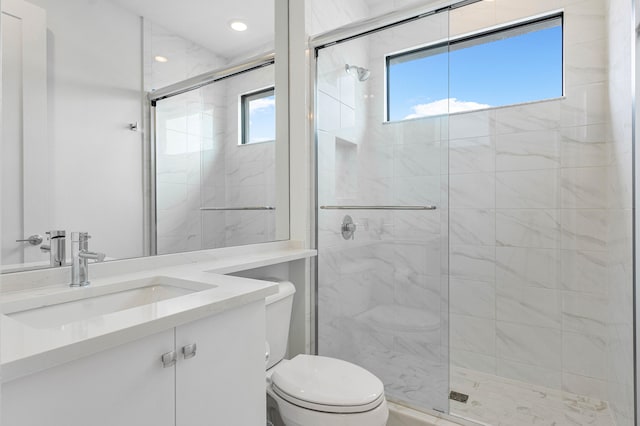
[264,280,388,426]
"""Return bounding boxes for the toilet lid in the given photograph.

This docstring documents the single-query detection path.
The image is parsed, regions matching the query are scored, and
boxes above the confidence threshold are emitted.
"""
[271,355,385,414]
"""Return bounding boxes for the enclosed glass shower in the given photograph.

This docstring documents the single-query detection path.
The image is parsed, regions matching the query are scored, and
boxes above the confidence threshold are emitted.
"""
[152,62,278,255]
[314,1,635,425]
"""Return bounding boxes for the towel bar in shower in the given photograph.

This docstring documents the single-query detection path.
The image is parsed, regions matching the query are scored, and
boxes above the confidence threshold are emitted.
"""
[200,206,275,211]
[319,205,436,210]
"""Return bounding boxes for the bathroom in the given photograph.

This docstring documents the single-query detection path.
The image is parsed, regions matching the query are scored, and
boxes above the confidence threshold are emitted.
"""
[0,0,636,425]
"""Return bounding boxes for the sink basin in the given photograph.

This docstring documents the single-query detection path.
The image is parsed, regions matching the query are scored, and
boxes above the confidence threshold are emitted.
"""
[3,276,213,329]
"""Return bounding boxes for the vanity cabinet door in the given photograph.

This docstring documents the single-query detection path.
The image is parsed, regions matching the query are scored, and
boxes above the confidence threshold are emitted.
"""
[175,300,266,426]
[2,329,175,426]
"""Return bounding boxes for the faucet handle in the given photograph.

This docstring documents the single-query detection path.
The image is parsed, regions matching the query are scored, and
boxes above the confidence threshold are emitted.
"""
[16,234,44,245]
[71,232,91,245]
[79,251,106,262]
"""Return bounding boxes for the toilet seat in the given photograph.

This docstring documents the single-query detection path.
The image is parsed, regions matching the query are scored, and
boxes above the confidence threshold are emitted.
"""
[271,354,385,414]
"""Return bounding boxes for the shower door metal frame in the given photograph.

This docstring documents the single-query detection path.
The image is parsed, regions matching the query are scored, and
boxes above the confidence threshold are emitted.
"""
[148,52,275,104]
[309,0,480,50]
[633,0,639,423]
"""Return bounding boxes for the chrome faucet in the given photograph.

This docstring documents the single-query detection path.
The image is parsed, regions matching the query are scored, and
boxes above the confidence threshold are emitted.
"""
[41,230,66,267]
[70,232,105,287]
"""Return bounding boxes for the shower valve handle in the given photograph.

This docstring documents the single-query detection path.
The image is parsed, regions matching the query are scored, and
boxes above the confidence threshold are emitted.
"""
[341,215,358,240]
[343,222,357,233]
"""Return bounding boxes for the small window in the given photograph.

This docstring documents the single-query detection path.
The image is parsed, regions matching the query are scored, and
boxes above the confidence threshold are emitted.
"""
[386,14,563,121]
[241,87,275,144]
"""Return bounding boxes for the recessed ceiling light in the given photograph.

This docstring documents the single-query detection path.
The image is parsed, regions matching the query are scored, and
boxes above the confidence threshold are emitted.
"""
[230,21,248,32]
[154,55,168,63]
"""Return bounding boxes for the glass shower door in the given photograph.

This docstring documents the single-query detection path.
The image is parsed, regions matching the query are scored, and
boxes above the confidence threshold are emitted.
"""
[315,11,450,413]
[153,63,276,256]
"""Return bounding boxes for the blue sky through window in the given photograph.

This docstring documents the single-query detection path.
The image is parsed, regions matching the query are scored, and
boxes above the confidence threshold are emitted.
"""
[245,90,275,144]
[387,18,563,121]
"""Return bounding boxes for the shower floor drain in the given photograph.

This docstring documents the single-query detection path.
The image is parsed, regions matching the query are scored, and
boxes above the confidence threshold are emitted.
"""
[449,391,469,403]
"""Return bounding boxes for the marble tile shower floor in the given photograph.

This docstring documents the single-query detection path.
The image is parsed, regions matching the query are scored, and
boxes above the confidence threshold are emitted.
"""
[449,367,615,426]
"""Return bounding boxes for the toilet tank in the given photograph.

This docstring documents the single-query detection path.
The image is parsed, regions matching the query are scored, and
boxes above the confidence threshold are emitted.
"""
[264,279,296,370]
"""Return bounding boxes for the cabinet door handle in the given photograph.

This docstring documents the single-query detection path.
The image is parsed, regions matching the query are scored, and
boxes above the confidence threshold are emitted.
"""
[161,351,177,368]
[182,343,197,360]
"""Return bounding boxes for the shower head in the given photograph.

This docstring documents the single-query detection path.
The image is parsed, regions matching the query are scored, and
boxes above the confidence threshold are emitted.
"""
[345,64,370,82]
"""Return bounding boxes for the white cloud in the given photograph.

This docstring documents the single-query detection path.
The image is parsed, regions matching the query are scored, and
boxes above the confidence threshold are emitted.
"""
[249,97,275,113]
[249,137,275,144]
[404,98,491,119]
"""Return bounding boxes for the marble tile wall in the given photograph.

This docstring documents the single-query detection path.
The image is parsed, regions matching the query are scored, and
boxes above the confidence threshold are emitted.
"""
[143,20,225,93]
[306,0,369,38]
[317,0,634,422]
[145,19,226,255]
[197,82,228,250]
[448,103,615,398]
[155,89,221,255]
[217,65,276,248]
[448,0,621,407]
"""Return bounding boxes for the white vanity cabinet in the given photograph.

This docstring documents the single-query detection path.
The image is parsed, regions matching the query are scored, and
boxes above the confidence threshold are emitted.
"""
[175,300,266,426]
[2,328,176,426]
[2,300,266,426]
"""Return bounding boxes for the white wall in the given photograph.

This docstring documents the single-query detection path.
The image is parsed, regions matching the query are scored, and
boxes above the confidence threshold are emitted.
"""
[1,11,25,265]
[23,0,143,260]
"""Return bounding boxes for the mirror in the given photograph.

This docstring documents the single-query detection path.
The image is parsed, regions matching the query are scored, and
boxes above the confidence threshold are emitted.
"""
[1,0,288,273]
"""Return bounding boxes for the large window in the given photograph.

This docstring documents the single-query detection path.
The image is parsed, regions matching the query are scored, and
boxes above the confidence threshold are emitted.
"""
[241,87,276,144]
[386,14,563,121]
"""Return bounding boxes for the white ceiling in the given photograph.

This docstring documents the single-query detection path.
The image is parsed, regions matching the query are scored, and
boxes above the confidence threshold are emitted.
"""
[110,0,274,60]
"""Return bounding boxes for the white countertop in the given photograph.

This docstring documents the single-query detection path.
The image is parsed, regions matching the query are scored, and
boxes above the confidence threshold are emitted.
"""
[0,241,317,383]
[1,241,315,293]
